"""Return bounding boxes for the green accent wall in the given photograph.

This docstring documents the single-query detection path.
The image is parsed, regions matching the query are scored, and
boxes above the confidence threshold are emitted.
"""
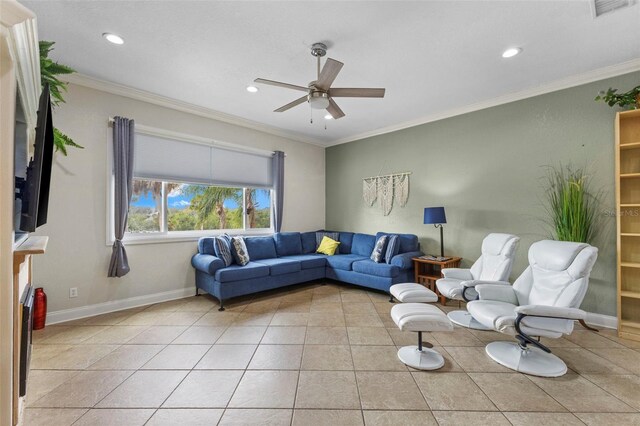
[326,71,640,316]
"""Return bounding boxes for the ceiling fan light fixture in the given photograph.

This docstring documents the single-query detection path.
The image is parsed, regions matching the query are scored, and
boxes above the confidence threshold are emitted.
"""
[102,33,124,45]
[324,114,333,120]
[246,85,259,93]
[502,47,522,58]
[308,92,330,109]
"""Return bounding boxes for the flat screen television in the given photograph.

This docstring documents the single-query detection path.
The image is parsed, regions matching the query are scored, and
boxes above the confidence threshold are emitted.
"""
[15,83,54,233]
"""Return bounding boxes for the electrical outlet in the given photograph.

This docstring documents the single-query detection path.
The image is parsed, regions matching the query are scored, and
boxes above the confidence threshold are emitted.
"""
[69,287,78,298]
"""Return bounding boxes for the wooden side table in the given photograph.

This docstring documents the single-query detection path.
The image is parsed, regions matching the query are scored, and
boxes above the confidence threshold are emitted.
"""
[412,256,462,303]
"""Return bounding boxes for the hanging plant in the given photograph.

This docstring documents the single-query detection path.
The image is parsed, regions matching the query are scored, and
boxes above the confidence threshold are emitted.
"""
[40,40,84,155]
[595,84,640,110]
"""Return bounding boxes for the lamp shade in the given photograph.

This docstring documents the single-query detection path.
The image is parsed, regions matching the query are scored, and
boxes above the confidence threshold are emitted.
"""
[424,207,446,225]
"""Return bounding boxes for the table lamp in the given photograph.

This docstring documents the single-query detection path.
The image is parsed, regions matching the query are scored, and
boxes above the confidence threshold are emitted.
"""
[423,207,446,257]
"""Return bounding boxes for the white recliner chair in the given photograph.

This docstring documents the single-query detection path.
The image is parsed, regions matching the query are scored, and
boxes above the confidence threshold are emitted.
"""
[467,240,598,377]
[436,233,520,330]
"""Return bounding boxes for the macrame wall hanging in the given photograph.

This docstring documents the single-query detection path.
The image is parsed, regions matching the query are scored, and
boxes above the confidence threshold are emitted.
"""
[394,173,410,207]
[362,178,377,207]
[362,172,411,216]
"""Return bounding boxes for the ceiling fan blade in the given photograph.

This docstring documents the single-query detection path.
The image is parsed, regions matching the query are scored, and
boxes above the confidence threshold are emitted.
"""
[326,98,345,120]
[330,88,386,98]
[254,78,308,92]
[315,58,344,90]
[274,95,308,112]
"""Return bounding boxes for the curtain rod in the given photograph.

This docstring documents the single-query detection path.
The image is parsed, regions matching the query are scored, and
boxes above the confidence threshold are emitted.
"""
[363,172,412,180]
[108,117,285,157]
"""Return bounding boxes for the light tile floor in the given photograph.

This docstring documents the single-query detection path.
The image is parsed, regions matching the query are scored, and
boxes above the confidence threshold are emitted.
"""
[25,282,640,425]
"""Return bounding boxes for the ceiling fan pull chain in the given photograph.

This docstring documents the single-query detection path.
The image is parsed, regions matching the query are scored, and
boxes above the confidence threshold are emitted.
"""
[310,108,313,124]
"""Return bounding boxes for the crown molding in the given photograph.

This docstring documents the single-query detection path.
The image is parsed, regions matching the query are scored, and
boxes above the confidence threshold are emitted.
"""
[327,58,640,147]
[67,57,640,150]
[0,0,35,28]
[65,73,327,147]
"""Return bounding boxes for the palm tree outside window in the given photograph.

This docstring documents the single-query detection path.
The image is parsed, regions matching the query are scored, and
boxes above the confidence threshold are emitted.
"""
[128,178,272,234]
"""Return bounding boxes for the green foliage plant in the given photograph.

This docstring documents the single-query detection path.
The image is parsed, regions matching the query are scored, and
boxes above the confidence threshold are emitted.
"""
[543,165,601,244]
[40,40,84,155]
[595,85,640,110]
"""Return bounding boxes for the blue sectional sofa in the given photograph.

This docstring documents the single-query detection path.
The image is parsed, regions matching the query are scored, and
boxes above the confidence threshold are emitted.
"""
[191,231,422,310]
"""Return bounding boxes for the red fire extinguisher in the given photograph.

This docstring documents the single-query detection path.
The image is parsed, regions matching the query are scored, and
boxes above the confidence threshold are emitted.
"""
[33,287,47,330]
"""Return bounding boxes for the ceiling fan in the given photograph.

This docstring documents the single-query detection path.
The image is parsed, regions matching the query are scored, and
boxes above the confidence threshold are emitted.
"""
[254,43,385,120]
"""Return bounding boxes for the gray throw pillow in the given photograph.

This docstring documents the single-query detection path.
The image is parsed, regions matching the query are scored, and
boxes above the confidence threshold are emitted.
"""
[370,235,388,263]
[385,234,400,264]
[213,234,234,267]
[232,237,250,266]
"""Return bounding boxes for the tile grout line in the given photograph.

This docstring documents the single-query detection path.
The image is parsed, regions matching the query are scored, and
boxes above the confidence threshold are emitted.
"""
[344,292,366,423]
[26,284,640,424]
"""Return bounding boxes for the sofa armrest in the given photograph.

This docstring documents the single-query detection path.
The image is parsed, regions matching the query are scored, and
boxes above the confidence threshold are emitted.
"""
[442,268,473,280]
[391,251,423,270]
[515,305,587,320]
[191,253,225,275]
[475,284,518,304]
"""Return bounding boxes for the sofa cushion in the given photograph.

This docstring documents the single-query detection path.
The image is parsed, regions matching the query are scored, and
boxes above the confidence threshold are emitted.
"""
[352,233,376,257]
[326,254,368,271]
[376,232,419,253]
[274,232,302,256]
[280,254,327,270]
[244,236,278,260]
[338,232,354,254]
[214,262,270,282]
[198,237,216,256]
[253,258,302,276]
[301,232,317,254]
[353,259,400,278]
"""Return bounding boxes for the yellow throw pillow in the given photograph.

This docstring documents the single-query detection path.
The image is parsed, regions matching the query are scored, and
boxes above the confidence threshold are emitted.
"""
[316,236,340,256]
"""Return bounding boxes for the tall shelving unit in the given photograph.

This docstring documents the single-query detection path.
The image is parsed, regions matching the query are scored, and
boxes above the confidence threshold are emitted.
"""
[616,108,640,342]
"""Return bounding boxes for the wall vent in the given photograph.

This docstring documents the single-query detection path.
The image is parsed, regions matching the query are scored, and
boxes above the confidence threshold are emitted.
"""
[592,0,635,17]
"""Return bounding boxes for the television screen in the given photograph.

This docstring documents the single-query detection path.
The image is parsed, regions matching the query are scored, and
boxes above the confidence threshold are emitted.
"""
[18,84,54,232]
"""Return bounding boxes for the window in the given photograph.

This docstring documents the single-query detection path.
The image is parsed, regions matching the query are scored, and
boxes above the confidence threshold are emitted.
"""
[111,126,277,242]
[127,179,272,234]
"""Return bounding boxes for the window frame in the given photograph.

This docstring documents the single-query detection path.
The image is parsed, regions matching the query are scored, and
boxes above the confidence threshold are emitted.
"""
[106,124,276,246]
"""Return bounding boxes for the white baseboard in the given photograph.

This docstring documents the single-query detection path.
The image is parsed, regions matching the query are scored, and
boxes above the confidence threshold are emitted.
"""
[585,312,617,330]
[46,287,195,325]
[46,286,619,331]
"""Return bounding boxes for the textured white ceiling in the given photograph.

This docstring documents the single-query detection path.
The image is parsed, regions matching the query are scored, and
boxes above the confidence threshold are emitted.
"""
[24,1,640,146]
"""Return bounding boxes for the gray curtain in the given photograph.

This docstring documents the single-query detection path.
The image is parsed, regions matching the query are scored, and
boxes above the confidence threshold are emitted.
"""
[108,117,135,277]
[272,151,285,232]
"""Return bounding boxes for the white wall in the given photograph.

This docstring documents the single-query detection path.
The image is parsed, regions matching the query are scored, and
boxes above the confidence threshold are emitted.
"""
[34,83,325,314]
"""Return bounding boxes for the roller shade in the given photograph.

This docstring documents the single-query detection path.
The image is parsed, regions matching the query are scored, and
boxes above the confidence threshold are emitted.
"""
[133,133,273,188]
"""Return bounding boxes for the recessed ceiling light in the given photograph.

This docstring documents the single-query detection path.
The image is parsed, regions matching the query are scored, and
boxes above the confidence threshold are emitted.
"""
[502,47,522,58]
[324,114,333,120]
[246,85,259,93]
[103,33,124,45]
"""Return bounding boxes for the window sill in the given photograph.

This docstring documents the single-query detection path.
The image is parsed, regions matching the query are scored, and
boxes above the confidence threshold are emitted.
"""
[106,229,274,246]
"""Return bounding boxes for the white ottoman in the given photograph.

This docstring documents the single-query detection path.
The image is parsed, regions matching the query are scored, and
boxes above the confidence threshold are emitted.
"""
[391,303,453,370]
[389,283,438,303]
